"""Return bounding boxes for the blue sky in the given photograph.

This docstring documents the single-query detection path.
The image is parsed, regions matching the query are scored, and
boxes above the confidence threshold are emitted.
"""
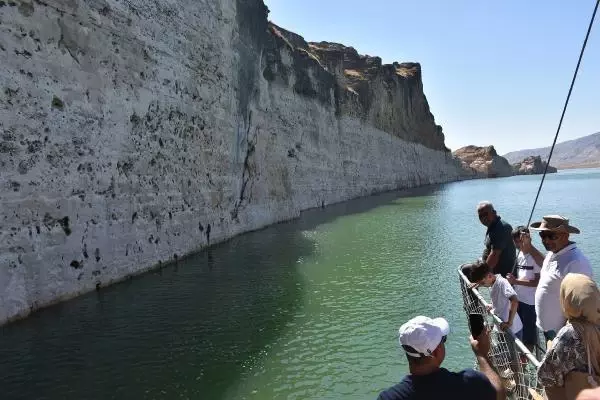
[263,0,600,154]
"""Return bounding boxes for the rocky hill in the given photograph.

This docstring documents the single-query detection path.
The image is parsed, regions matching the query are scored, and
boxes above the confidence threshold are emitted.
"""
[453,145,514,178]
[512,156,557,175]
[503,132,600,169]
[0,0,473,324]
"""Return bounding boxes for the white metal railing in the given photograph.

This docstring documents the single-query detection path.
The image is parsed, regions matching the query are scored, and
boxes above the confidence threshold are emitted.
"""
[458,265,545,400]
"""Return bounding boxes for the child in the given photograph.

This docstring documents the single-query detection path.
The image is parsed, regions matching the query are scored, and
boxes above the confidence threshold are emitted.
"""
[470,260,523,340]
[507,226,540,353]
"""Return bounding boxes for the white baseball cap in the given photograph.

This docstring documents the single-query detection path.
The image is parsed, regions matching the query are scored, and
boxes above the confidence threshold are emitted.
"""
[399,316,450,357]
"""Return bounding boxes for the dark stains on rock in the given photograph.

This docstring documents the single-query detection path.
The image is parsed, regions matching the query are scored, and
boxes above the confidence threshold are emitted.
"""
[234,0,268,121]
[27,140,42,153]
[17,156,38,174]
[9,180,21,192]
[0,141,20,156]
[14,49,33,58]
[83,243,89,258]
[99,4,110,16]
[18,0,34,16]
[130,112,141,125]
[43,213,72,235]
[58,216,71,235]
[116,160,134,176]
[51,95,64,110]
[131,212,138,223]
[263,24,337,108]
[231,113,257,222]
[70,260,82,269]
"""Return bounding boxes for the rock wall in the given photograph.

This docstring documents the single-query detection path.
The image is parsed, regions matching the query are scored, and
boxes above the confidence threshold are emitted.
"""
[0,0,470,324]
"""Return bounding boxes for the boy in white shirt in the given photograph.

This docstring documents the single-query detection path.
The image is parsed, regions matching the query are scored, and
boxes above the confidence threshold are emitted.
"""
[507,226,540,353]
[470,260,523,339]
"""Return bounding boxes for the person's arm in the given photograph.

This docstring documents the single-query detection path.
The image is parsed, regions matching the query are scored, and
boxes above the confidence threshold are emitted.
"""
[500,295,519,331]
[471,329,506,400]
[486,249,501,271]
[508,273,540,287]
[576,387,600,400]
[520,233,545,267]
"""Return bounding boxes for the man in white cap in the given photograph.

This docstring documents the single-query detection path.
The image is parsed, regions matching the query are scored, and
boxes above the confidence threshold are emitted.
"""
[376,315,505,400]
[520,215,593,341]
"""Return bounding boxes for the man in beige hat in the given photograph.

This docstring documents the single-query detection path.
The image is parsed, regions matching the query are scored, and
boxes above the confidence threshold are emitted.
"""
[520,215,593,341]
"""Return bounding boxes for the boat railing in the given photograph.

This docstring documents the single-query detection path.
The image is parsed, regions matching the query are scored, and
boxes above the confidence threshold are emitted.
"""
[458,265,546,400]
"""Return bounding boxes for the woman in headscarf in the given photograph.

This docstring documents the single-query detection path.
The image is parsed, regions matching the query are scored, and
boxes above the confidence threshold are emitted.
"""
[537,273,600,399]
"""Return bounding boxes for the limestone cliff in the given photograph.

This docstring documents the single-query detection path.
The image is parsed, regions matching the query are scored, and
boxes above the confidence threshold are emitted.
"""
[453,146,513,178]
[512,156,557,175]
[0,0,471,324]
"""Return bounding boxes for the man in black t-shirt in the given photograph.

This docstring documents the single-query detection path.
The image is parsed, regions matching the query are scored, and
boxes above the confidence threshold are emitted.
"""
[376,316,505,400]
[477,201,516,277]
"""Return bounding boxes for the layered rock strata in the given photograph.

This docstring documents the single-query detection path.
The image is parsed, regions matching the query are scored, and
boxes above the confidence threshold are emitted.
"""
[0,0,471,324]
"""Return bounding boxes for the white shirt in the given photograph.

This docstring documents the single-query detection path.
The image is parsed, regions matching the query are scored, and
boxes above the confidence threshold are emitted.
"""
[535,243,593,332]
[491,275,523,335]
[513,251,541,305]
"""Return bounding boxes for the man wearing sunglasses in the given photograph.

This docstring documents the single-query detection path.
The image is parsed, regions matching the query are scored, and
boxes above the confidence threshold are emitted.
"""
[520,215,593,341]
[376,316,505,400]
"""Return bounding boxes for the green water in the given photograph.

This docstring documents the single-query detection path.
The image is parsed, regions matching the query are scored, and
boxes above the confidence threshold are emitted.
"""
[1,169,600,400]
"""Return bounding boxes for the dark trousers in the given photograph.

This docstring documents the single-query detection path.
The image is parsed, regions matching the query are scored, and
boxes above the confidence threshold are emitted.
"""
[517,302,537,347]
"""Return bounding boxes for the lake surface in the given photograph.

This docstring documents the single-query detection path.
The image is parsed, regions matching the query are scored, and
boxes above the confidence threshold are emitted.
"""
[2,168,599,400]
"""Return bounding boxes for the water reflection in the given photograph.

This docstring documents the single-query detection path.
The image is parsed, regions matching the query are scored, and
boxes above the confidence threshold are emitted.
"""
[0,184,443,400]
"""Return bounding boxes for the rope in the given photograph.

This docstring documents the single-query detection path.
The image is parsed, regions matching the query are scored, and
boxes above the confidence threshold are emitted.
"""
[526,0,600,226]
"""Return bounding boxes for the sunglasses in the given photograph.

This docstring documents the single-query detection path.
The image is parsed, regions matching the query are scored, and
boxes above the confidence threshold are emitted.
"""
[441,335,447,344]
[539,231,559,240]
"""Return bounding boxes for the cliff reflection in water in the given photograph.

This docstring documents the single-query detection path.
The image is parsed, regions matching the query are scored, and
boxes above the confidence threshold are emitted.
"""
[0,185,441,400]
[0,223,310,400]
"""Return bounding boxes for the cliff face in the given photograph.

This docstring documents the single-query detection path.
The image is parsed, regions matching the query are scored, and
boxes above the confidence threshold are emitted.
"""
[0,0,471,324]
[453,145,513,178]
[512,156,557,175]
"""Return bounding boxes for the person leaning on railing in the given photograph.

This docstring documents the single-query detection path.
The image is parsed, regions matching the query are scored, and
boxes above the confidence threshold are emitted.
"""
[376,316,505,400]
[538,273,600,400]
[476,201,517,278]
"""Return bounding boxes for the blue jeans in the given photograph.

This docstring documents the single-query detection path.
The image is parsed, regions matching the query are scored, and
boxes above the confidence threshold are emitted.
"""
[517,302,537,347]
[514,329,523,340]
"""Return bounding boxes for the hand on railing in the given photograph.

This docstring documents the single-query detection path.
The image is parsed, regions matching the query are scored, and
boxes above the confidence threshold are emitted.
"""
[499,321,512,332]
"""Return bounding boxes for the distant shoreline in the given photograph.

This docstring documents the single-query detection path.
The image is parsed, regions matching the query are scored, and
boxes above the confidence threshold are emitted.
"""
[558,162,600,170]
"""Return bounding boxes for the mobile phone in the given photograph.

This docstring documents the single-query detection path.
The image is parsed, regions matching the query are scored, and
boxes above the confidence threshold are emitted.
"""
[468,313,485,338]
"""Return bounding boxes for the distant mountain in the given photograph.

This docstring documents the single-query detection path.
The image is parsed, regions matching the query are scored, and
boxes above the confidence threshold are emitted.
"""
[503,132,600,169]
